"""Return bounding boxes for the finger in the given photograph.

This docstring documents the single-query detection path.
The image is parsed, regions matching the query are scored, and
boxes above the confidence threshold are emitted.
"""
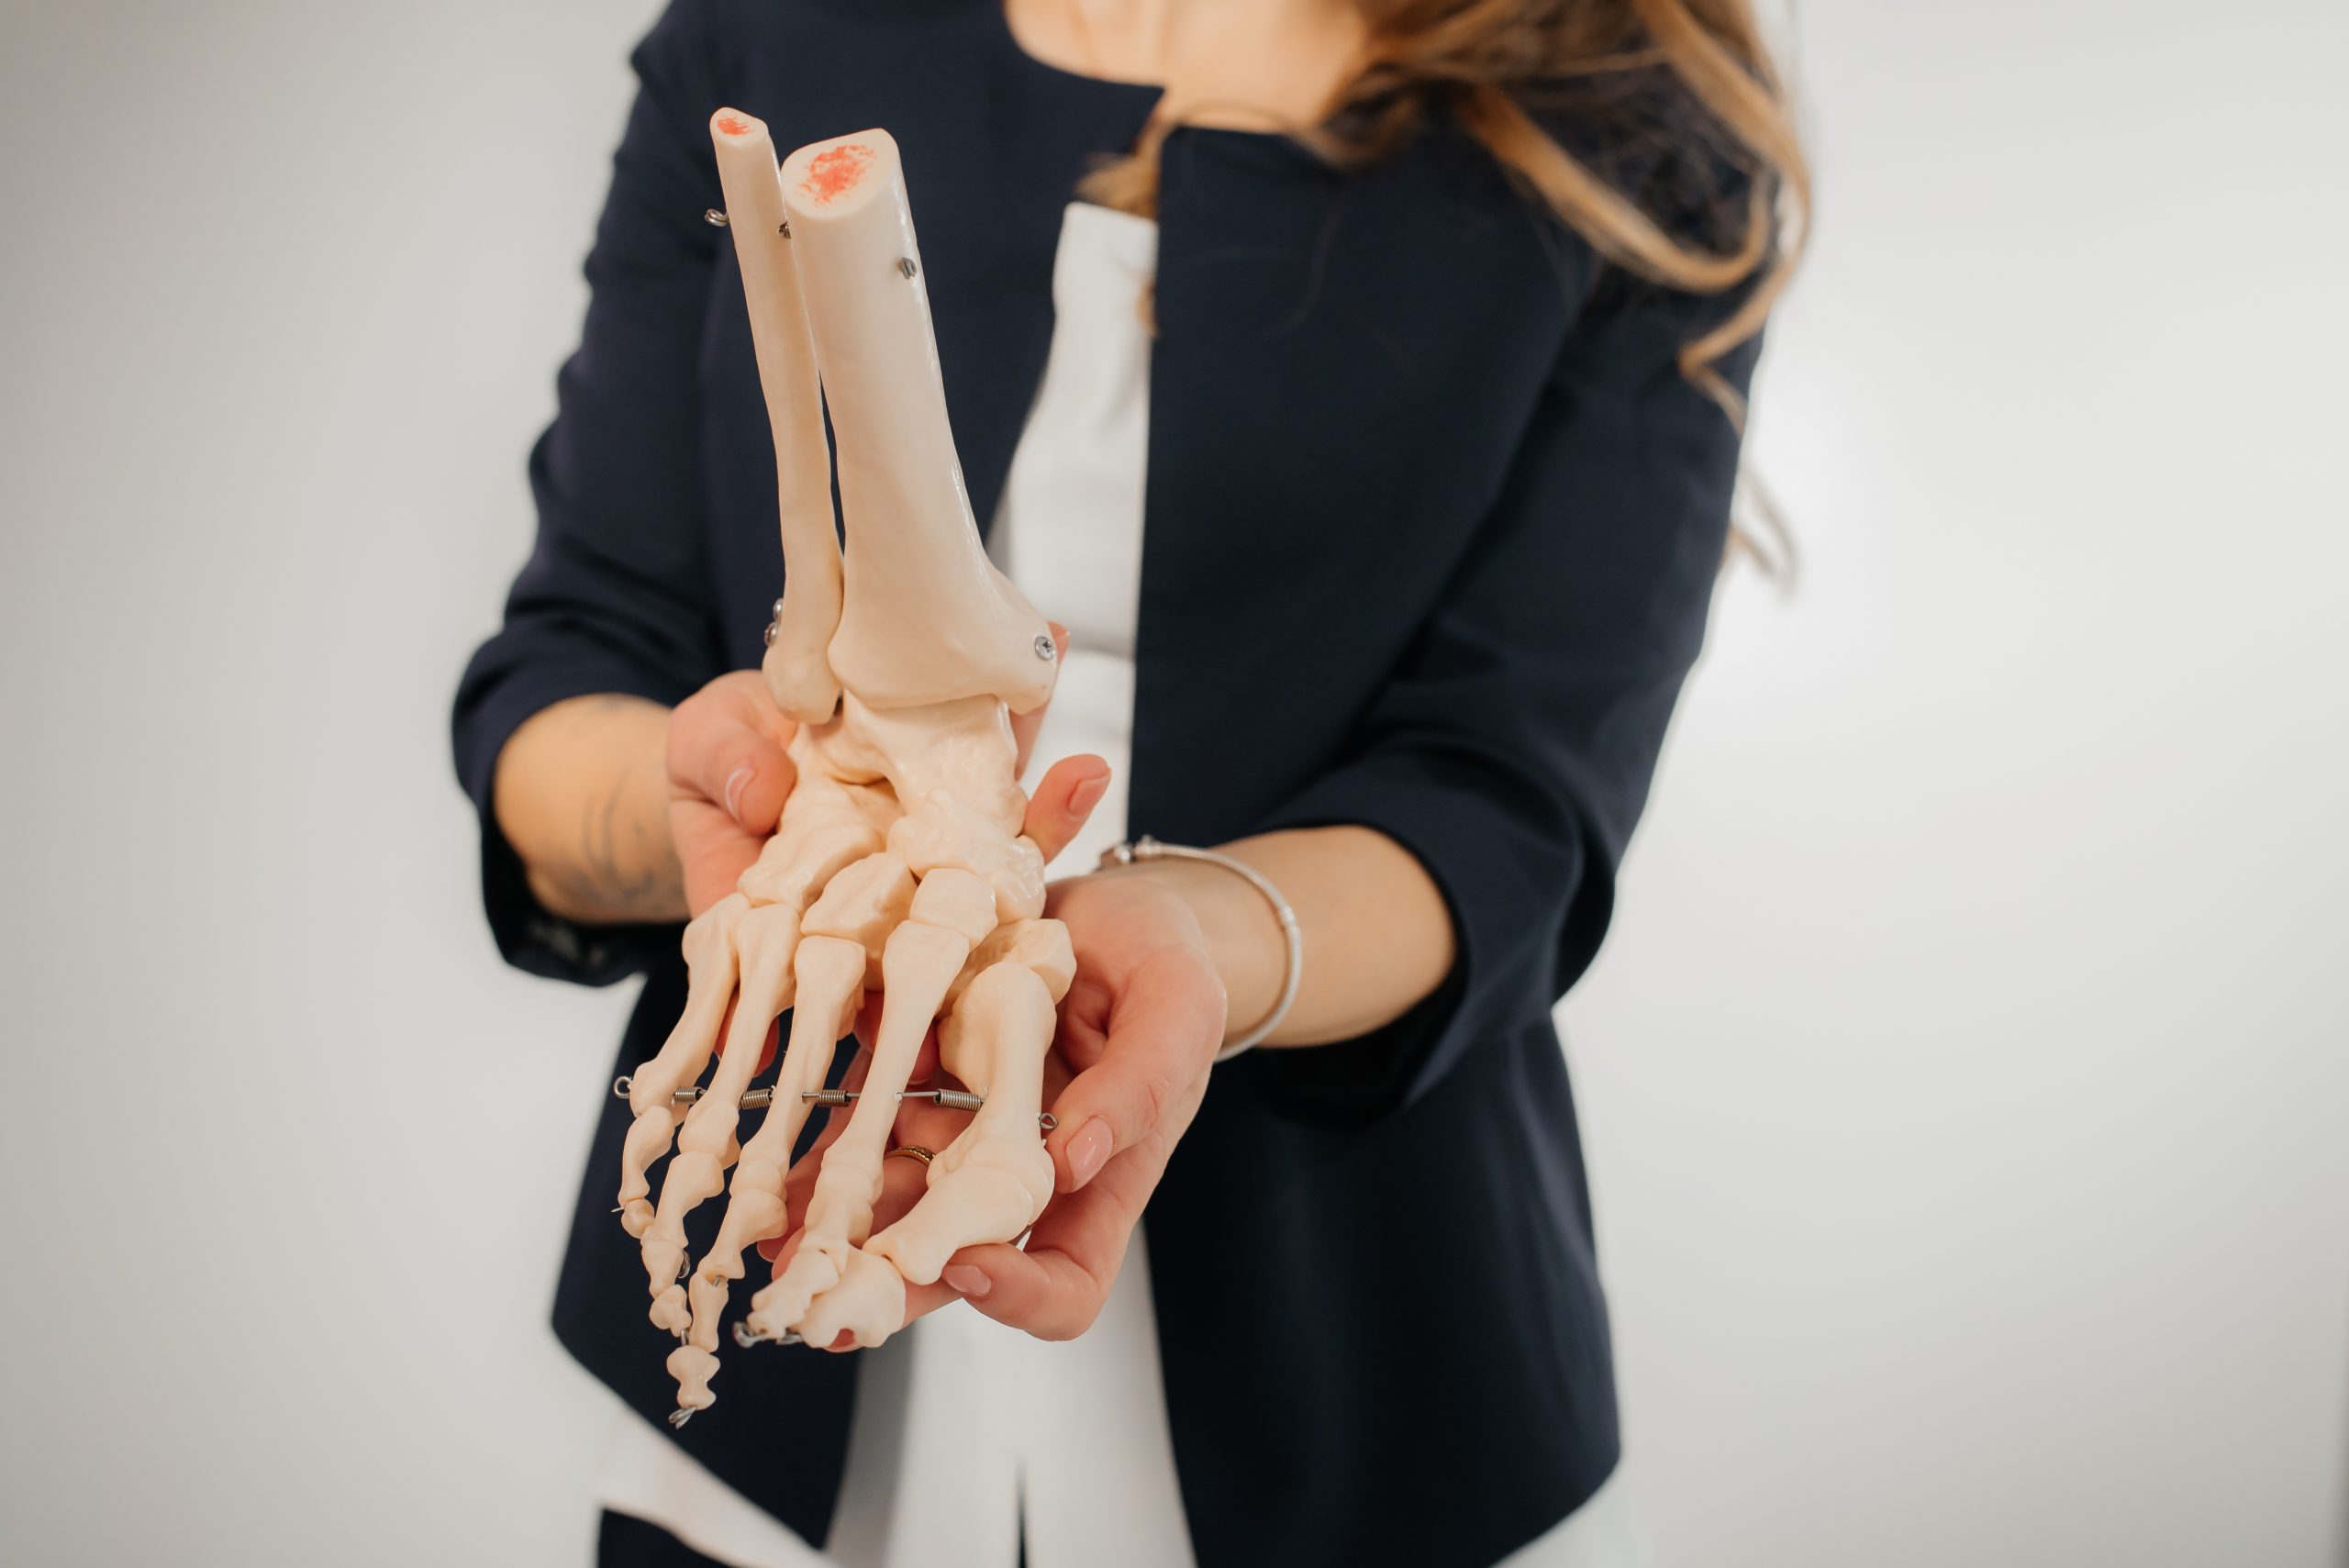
[1008,624,1069,774]
[900,1273,963,1329]
[1042,944,1223,1193]
[667,671,798,836]
[1022,754,1111,868]
[941,1128,1169,1340]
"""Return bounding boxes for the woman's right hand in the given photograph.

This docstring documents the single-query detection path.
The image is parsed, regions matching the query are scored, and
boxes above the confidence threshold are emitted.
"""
[664,628,1102,917]
[665,671,803,917]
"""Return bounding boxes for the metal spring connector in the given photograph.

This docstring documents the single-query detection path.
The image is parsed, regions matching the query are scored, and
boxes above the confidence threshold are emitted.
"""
[614,1077,1057,1131]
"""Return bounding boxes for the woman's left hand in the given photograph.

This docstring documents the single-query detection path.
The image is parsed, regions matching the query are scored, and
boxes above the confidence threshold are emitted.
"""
[922,870,1227,1337]
[763,867,1229,1342]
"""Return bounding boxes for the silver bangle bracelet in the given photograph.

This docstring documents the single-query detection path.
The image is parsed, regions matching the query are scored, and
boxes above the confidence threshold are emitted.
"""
[1097,835,1302,1062]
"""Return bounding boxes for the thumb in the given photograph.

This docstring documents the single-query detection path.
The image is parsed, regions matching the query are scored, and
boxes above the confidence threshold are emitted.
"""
[667,672,796,833]
[1023,755,1111,868]
[665,672,797,915]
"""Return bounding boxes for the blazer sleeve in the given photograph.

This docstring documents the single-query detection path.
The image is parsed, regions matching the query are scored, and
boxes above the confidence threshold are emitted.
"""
[1250,272,1764,1118]
[450,0,728,985]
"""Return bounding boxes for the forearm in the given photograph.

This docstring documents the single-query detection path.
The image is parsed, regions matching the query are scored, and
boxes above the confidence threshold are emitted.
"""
[1125,827,1455,1048]
[492,694,686,926]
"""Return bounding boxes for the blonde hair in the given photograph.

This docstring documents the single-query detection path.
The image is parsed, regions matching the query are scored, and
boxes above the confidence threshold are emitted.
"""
[1084,0,1809,432]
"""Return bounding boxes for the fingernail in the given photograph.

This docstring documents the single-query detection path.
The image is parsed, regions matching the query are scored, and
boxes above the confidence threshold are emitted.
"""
[1066,1118,1113,1190]
[722,764,755,822]
[942,1263,992,1299]
[1069,773,1109,817]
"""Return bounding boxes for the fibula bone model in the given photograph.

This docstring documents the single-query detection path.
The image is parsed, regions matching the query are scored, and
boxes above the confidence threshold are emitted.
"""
[616,112,1071,1420]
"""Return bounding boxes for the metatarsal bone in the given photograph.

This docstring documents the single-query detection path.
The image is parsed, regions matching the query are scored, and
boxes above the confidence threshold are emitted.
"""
[642,900,802,1328]
[867,959,1057,1286]
[796,914,969,1244]
[709,108,841,725]
[754,893,975,1341]
[619,893,748,1238]
[676,932,866,1407]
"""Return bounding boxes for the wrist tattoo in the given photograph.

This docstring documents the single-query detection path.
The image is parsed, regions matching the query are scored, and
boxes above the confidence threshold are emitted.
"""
[549,767,685,923]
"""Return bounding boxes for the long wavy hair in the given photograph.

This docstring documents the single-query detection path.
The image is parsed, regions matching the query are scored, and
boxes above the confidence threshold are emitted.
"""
[1083,0,1809,450]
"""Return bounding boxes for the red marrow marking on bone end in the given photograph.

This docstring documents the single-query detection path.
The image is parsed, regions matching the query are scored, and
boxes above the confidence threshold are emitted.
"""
[798,143,874,204]
[715,115,751,137]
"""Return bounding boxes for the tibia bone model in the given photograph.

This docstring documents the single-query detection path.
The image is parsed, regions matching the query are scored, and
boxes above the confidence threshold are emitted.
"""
[619,113,1073,1418]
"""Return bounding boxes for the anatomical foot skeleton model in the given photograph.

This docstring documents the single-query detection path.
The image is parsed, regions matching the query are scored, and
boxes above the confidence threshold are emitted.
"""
[616,114,1071,1419]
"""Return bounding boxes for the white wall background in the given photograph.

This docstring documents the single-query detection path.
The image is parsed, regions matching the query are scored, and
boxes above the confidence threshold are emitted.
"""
[2,3,2342,1565]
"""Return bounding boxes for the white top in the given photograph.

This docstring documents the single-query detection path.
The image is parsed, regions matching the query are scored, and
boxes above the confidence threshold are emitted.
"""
[596,201,1634,1568]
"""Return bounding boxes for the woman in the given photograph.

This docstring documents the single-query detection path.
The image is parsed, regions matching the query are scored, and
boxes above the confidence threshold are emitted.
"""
[453,1,1804,1564]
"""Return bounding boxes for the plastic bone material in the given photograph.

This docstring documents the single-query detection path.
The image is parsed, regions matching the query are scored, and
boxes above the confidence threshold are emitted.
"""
[618,114,1073,1417]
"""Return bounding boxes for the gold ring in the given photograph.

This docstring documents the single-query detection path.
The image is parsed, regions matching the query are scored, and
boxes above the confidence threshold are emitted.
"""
[886,1145,936,1168]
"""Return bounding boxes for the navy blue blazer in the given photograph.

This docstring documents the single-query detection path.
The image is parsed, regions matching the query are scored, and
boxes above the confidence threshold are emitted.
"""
[452,3,1761,1563]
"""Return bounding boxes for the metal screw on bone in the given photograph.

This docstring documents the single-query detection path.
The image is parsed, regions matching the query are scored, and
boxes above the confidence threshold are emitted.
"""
[1033,634,1056,661]
[703,209,729,228]
[897,255,918,278]
[763,619,780,649]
